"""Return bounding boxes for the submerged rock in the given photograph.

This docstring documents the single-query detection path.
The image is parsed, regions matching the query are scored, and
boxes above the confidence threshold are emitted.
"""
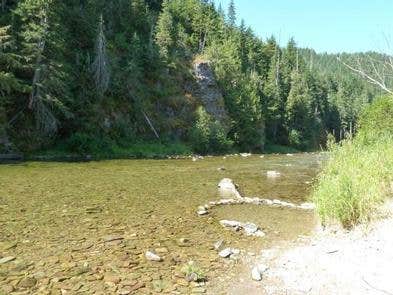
[218,178,243,199]
[145,251,162,262]
[220,220,265,237]
[218,248,233,258]
[0,256,15,264]
[251,264,268,281]
[267,171,281,178]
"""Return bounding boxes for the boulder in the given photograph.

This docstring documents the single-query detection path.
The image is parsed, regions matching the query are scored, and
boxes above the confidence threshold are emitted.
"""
[218,178,243,199]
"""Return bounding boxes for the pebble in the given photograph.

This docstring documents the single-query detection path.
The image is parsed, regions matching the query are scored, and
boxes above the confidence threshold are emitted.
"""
[104,273,121,284]
[145,251,162,262]
[18,277,37,288]
[218,248,233,258]
[197,210,208,216]
[0,256,15,264]
[251,264,268,281]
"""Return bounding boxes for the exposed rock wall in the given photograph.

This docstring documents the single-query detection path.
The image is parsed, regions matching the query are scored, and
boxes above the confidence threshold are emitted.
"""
[193,60,228,125]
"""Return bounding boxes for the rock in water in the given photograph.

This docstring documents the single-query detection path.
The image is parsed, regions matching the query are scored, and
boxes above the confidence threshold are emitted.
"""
[251,266,262,281]
[218,178,243,199]
[145,251,162,262]
[243,223,258,235]
[0,256,15,264]
[251,264,268,281]
[267,171,281,178]
[218,248,233,258]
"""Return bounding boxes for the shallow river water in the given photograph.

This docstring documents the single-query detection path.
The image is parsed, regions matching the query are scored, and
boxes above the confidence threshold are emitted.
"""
[0,153,324,294]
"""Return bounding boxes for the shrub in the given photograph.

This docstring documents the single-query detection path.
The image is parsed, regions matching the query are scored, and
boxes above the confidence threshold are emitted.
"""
[66,132,113,154]
[357,96,393,143]
[312,96,393,228]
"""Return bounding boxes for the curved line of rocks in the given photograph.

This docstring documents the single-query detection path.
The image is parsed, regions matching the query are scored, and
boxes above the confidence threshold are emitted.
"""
[197,196,316,217]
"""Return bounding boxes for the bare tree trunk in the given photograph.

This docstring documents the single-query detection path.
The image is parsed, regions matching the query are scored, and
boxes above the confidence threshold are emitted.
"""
[142,111,160,139]
[338,56,393,94]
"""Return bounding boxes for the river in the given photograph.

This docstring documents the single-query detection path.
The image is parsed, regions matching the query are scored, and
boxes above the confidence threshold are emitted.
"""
[0,153,324,294]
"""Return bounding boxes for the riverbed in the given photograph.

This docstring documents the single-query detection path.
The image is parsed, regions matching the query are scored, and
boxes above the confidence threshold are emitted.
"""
[0,153,323,294]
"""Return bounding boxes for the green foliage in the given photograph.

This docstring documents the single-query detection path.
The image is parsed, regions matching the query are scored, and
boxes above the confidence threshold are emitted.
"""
[0,0,384,156]
[189,106,232,154]
[181,261,206,282]
[357,96,393,142]
[313,98,393,227]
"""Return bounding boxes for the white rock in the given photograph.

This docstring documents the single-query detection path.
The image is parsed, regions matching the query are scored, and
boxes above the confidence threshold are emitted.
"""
[197,210,208,216]
[240,153,252,157]
[220,220,243,228]
[0,256,15,264]
[299,202,316,210]
[251,266,262,281]
[267,171,281,178]
[243,223,259,235]
[145,251,161,262]
[218,178,243,199]
[254,230,266,237]
[251,264,268,281]
[219,248,233,258]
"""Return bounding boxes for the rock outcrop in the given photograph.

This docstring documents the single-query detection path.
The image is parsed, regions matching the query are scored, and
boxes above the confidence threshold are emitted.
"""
[193,60,228,125]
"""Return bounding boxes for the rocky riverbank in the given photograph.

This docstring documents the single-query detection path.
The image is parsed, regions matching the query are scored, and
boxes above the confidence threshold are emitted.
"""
[215,201,393,295]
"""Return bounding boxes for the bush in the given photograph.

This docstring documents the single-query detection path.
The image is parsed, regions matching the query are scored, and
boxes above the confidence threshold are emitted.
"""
[312,96,393,228]
[357,96,393,143]
[189,106,233,154]
[66,132,113,154]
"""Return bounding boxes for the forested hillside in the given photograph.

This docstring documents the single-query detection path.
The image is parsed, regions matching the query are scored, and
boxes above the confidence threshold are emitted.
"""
[0,0,383,155]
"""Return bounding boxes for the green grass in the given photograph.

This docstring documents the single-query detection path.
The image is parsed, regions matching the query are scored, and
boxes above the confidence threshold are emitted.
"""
[312,136,393,228]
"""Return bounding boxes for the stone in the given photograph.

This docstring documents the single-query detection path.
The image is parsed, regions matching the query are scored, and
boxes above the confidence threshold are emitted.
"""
[217,178,243,199]
[104,273,121,284]
[155,247,168,254]
[18,277,37,288]
[251,264,268,281]
[251,267,262,281]
[243,223,258,235]
[104,235,124,243]
[299,202,316,210]
[218,248,233,258]
[0,256,15,264]
[240,153,251,158]
[267,171,281,178]
[219,220,242,230]
[197,210,208,216]
[145,251,162,262]
[128,282,145,292]
[118,288,132,295]
[213,240,224,251]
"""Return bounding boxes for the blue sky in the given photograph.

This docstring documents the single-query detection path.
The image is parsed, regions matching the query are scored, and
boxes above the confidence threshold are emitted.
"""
[214,0,393,54]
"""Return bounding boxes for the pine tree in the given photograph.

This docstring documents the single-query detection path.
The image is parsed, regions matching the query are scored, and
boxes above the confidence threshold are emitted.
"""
[14,0,69,136]
[227,0,236,27]
[155,0,174,59]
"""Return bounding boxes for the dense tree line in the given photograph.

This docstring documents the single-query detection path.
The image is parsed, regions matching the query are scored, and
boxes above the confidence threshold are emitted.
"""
[0,0,382,154]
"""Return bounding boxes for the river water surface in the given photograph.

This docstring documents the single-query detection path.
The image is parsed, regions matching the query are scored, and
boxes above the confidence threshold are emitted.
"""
[0,153,323,294]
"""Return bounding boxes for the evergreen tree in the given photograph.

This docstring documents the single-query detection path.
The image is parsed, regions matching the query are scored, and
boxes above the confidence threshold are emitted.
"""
[227,0,236,27]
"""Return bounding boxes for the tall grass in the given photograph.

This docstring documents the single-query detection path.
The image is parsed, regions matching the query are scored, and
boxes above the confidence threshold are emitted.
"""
[312,97,393,228]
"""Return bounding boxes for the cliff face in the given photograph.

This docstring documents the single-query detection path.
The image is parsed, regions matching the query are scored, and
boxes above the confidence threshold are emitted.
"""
[193,60,229,126]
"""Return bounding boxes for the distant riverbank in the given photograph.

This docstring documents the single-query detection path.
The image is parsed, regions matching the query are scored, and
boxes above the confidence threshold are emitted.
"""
[9,143,302,162]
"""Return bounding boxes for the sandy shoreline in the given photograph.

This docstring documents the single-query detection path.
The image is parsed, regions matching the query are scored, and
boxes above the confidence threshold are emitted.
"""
[214,201,393,295]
